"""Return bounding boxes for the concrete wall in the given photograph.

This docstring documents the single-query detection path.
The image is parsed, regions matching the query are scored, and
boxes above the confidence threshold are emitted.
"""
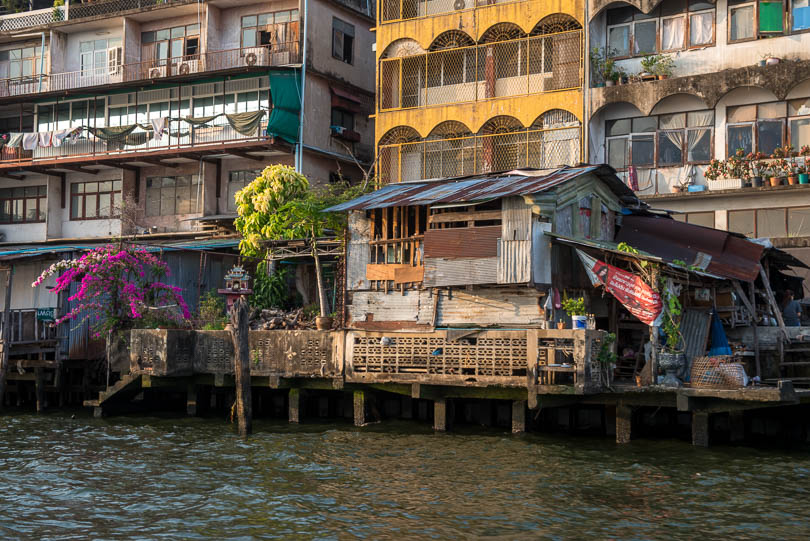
[309,0,374,92]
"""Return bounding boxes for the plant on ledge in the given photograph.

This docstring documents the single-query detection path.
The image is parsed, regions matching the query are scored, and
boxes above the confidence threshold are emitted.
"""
[561,295,586,317]
[658,276,685,387]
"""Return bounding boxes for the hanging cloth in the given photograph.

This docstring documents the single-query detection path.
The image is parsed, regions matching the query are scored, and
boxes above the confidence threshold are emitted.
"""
[87,125,138,141]
[183,114,219,128]
[151,117,167,142]
[122,131,152,147]
[52,129,72,147]
[226,110,266,136]
[22,133,38,150]
[708,309,732,356]
[7,133,24,148]
[38,131,52,148]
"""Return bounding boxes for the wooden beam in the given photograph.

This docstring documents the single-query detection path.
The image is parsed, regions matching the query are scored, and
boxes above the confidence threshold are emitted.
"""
[108,162,140,172]
[760,267,788,340]
[429,210,502,224]
[228,150,264,162]
[138,157,176,168]
[60,166,99,175]
[732,280,755,320]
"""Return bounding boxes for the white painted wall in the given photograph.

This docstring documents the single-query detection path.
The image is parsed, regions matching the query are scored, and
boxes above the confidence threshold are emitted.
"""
[63,27,124,73]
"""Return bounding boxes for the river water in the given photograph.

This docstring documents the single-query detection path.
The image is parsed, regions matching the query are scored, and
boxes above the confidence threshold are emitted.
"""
[1,413,809,540]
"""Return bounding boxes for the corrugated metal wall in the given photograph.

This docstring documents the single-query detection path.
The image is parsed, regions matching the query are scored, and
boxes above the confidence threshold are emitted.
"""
[498,197,532,284]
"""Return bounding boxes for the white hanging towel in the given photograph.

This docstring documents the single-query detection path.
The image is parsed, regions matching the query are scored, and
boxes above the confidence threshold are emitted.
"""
[52,129,71,147]
[151,117,166,142]
[38,131,52,148]
[22,133,38,151]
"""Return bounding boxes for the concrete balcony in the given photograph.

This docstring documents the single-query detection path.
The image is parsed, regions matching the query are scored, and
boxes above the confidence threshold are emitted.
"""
[590,59,810,117]
[0,44,300,102]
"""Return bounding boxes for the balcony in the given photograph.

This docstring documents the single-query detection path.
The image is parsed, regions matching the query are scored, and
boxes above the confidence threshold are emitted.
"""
[378,124,581,183]
[379,29,583,112]
[0,44,300,100]
[379,0,524,24]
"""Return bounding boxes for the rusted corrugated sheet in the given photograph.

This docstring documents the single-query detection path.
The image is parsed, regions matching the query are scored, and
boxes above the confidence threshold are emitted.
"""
[682,308,711,366]
[423,226,500,258]
[436,287,545,326]
[617,215,764,282]
[327,165,633,212]
[424,257,498,287]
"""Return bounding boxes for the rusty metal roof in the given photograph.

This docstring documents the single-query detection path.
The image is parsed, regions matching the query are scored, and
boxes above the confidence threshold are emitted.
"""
[327,165,636,212]
[616,215,765,282]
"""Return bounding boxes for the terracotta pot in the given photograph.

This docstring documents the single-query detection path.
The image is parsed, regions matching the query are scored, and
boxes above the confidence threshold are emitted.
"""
[556,322,565,330]
[671,186,681,193]
[788,175,799,185]
[315,316,333,330]
[769,177,782,187]
[657,75,668,80]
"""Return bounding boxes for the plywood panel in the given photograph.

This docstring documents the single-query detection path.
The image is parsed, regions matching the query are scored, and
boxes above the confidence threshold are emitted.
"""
[394,265,424,284]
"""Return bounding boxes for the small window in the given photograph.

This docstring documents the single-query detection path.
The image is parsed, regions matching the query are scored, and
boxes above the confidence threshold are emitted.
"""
[631,135,655,166]
[757,208,786,237]
[788,207,810,236]
[728,209,756,237]
[727,124,754,156]
[146,175,201,216]
[332,18,354,64]
[687,212,715,228]
[794,0,810,31]
[331,108,355,130]
[729,2,755,41]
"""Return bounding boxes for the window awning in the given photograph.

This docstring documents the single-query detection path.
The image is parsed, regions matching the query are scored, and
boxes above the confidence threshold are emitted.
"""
[330,85,364,113]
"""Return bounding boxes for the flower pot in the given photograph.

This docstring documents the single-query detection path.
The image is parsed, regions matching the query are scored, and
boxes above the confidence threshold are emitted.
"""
[752,176,763,187]
[571,315,587,329]
[765,57,780,65]
[671,185,681,193]
[758,60,767,67]
[594,82,605,88]
[605,80,614,87]
[708,178,743,190]
[658,351,685,387]
[769,176,782,187]
[556,322,565,330]
[789,175,799,185]
[315,316,333,330]
[657,75,668,80]
[800,173,810,184]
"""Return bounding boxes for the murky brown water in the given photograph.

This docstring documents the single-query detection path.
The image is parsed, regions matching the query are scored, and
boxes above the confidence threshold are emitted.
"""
[1,412,809,539]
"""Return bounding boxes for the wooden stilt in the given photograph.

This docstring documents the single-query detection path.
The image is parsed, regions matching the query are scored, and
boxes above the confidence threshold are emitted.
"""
[512,400,526,434]
[353,390,366,427]
[616,404,632,444]
[692,412,710,447]
[35,367,45,412]
[288,388,300,423]
[186,383,199,416]
[433,398,448,431]
[228,297,252,438]
[0,267,13,409]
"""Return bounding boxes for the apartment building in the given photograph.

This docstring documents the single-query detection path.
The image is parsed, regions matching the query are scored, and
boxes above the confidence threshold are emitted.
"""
[586,0,810,280]
[374,0,586,184]
[0,0,374,243]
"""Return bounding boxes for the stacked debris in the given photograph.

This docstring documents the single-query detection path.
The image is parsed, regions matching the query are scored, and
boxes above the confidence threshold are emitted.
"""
[249,308,313,330]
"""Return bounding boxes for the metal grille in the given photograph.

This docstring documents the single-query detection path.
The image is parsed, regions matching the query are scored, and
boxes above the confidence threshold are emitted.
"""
[380,0,521,23]
[378,125,582,183]
[379,29,582,111]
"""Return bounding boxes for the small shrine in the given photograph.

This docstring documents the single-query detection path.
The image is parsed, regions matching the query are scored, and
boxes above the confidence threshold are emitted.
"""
[218,265,253,310]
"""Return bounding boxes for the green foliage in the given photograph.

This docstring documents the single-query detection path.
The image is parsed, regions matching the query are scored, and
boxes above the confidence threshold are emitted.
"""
[198,290,227,330]
[617,241,648,268]
[659,277,684,352]
[250,265,294,310]
[597,333,618,365]
[303,303,320,320]
[561,295,586,317]
[1,0,28,14]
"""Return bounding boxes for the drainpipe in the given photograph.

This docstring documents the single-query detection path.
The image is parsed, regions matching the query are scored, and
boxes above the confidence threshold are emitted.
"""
[583,1,590,164]
[38,31,46,93]
[295,0,308,173]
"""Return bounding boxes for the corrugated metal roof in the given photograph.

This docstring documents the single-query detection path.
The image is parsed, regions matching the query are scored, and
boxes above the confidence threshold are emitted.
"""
[0,238,239,261]
[327,165,634,211]
[616,215,764,282]
[0,245,98,261]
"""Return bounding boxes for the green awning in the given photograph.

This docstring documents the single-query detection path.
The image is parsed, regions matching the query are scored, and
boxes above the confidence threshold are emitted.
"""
[266,69,301,144]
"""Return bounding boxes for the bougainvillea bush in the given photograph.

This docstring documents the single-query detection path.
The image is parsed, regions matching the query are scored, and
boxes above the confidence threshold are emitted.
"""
[32,245,190,337]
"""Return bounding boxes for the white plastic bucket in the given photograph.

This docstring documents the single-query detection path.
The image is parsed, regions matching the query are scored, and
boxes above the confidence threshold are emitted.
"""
[572,315,587,329]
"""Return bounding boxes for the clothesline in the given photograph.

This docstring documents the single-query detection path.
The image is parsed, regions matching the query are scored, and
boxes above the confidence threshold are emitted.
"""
[0,110,266,151]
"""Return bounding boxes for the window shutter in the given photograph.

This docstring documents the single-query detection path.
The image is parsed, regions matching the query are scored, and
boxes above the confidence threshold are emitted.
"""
[758,1,784,32]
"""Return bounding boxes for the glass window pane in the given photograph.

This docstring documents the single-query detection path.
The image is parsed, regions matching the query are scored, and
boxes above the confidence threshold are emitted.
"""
[608,138,628,169]
[71,195,80,219]
[689,12,714,46]
[757,120,783,155]
[607,118,631,136]
[258,13,271,26]
[662,16,685,50]
[631,135,655,165]
[729,210,755,237]
[276,12,290,23]
[757,208,786,237]
[85,194,97,218]
[633,21,658,55]
[658,132,684,165]
[25,198,37,221]
[242,29,256,48]
[99,193,111,217]
[186,24,200,35]
[730,6,755,41]
[146,185,160,217]
[687,128,712,162]
[758,102,787,119]
[687,212,715,228]
[80,41,91,53]
[788,208,810,236]
[156,29,170,41]
[727,125,753,156]
[688,110,714,127]
[632,117,658,133]
[242,15,257,27]
[608,26,630,57]
[790,118,810,149]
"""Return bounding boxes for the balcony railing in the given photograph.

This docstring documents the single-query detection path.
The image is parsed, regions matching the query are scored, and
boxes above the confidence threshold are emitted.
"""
[0,43,300,98]
[0,116,272,166]
[379,0,522,23]
[378,126,581,183]
[0,309,58,345]
[379,30,582,111]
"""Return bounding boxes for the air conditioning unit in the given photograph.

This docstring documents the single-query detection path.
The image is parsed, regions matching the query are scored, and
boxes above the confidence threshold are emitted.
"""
[148,65,167,79]
[330,125,361,142]
[243,47,269,67]
[176,59,201,76]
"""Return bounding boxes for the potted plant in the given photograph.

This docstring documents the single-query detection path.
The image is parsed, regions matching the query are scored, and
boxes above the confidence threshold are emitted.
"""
[750,152,768,187]
[759,53,769,67]
[639,54,657,78]
[653,54,675,80]
[556,321,565,330]
[604,58,617,86]
[561,295,587,329]
[590,47,607,87]
[798,165,809,184]
[659,277,685,387]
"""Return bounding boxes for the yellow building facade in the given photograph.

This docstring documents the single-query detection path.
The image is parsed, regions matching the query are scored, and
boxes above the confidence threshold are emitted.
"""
[374,0,585,183]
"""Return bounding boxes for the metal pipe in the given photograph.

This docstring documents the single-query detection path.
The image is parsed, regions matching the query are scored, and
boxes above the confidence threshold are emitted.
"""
[38,32,46,93]
[295,0,308,173]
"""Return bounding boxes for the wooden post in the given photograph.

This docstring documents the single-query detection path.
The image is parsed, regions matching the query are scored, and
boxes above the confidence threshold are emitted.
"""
[353,390,366,427]
[0,267,12,409]
[511,400,526,434]
[228,297,252,438]
[649,266,660,385]
[692,412,710,447]
[288,388,301,423]
[35,367,45,412]
[186,383,199,416]
[616,404,632,444]
[749,282,761,379]
[433,398,448,431]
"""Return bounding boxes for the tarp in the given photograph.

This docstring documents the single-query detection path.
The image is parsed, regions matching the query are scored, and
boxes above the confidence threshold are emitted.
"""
[226,110,266,137]
[577,249,664,326]
[266,69,301,144]
[88,125,139,141]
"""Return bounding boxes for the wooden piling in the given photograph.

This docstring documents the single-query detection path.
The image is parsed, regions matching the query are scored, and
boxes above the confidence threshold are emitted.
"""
[511,400,526,434]
[433,398,448,431]
[35,367,45,412]
[228,297,252,438]
[288,388,301,423]
[616,404,632,444]
[0,267,12,409]
[692,412,710,447]
[353,390,366,427]
[186,383,199,416]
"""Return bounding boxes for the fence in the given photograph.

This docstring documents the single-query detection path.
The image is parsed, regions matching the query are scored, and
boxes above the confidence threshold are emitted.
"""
[377,125,582,183]
[380,30,582,111]
[0,44,300,98]
[380,0,521,23]
[0,309,59,345]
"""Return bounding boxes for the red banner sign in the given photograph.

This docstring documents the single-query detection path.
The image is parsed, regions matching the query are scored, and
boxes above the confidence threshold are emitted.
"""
[577,250,663,326]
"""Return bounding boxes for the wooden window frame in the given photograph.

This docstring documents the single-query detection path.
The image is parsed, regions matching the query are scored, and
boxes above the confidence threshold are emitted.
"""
[788,113,810,148]
[725,102,789,156]
[240,10,300,52]
[607,4,716,59]
[145,175,201,217]
[70,180,122,221]
[0,186,46,224]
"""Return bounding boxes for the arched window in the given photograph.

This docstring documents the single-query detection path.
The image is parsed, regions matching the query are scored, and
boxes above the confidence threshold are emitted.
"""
[528,14,582,91]
[479,116,525,172]
[378,127,422,184]
[528,110,581,168]
[425,121,475,179]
